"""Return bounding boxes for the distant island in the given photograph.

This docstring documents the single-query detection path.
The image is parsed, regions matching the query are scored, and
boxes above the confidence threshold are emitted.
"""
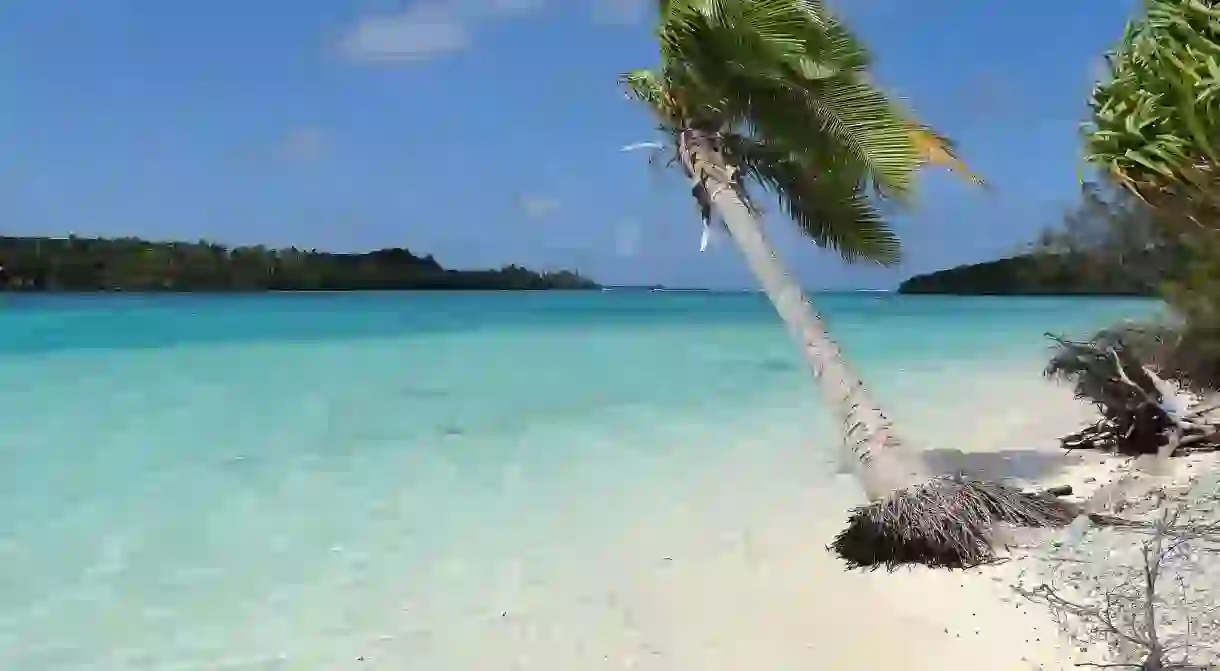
[896,254,1157,296]
[600,285,716,292]
[600,284,668,291]
[0,236,598,291]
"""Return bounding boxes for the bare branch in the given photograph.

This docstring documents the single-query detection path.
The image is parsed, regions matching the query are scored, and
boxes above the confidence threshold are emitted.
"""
[1018,493,1220,669]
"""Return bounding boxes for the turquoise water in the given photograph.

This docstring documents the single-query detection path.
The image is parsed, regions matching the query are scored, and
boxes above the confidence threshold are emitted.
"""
[0,293,1157,669]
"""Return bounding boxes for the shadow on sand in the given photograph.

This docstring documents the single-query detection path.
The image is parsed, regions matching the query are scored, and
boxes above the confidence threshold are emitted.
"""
[919,448,1084,483]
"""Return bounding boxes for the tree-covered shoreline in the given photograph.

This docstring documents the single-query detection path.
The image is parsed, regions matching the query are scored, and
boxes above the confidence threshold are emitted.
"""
[896,254,1160,296]
[897,180,1170,297]
[0,236,598,291]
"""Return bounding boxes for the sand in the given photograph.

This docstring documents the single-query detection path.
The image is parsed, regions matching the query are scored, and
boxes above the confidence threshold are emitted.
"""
[828,372,1099,671]
[846,372,1220,670]
[1007,444,1220,669]
[529,371,1107,671]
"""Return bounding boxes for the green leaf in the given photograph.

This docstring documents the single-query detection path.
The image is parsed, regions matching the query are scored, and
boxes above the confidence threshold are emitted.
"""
[724,134,901,264]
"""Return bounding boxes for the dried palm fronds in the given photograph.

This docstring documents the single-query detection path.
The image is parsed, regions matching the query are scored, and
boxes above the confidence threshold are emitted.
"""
[831,477,1126,570]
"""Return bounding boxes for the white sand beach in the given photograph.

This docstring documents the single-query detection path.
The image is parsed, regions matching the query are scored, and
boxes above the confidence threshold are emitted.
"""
[664,370,1106,671]
[704,365,1220,671]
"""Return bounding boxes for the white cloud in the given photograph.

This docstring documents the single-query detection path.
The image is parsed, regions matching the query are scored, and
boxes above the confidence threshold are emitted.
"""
[339,6,471,63]
[519,195,560,218]
[338,0,643,64]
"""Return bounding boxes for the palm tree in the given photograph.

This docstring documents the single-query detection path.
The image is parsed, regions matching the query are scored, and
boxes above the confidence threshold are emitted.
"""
[622,0,1081,569]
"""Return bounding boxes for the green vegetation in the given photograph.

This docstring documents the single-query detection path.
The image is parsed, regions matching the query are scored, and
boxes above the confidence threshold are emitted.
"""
[897,254,1157,296]
[900,181,1166,296]
[1085,0,1220,209]
[1041,0,1220,398]
[1078,0,1220,391]
[0,236,597,291]
[1080,0,1220,340]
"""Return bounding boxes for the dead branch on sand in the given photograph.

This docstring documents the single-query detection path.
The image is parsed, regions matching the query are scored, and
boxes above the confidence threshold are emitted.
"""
[1018,499,1220,669]
[1046,331,1220,457]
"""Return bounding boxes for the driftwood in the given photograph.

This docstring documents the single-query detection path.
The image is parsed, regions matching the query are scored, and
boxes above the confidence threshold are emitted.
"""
[1046,332,1220,457]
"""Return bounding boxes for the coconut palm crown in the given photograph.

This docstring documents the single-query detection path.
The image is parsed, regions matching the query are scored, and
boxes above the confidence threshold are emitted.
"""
[622,0,977,263]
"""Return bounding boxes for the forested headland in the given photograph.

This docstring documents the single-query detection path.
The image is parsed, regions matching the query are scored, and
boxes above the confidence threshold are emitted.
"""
[898,182,1166,297]
[896,254,1158,296]
[0,236,598,291]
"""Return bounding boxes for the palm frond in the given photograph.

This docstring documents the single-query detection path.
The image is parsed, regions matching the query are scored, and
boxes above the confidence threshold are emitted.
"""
[723,133,901,265]
[741,76,922,197]
[620,69,674,119]
[660,0,828,67]
[907,123,984,186]
[654,3,920,193]
[659,0,866,74]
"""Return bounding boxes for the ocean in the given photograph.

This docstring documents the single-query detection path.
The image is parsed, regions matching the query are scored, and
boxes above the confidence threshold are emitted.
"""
[0,292,1158,669]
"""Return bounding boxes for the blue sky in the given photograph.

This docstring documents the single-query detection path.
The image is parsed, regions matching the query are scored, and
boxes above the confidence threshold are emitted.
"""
[0,0,1139,289]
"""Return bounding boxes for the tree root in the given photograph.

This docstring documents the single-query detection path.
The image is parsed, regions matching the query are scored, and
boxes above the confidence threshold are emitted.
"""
[1060,417,1220,455]
[1047,336,1220,455]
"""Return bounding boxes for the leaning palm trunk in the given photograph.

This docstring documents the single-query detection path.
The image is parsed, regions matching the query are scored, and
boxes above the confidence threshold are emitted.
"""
[680,128,1088,569]
[681,128,927,497]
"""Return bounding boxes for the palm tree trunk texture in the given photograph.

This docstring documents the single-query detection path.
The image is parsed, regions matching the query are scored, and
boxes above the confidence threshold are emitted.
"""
[682,132,928,499]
